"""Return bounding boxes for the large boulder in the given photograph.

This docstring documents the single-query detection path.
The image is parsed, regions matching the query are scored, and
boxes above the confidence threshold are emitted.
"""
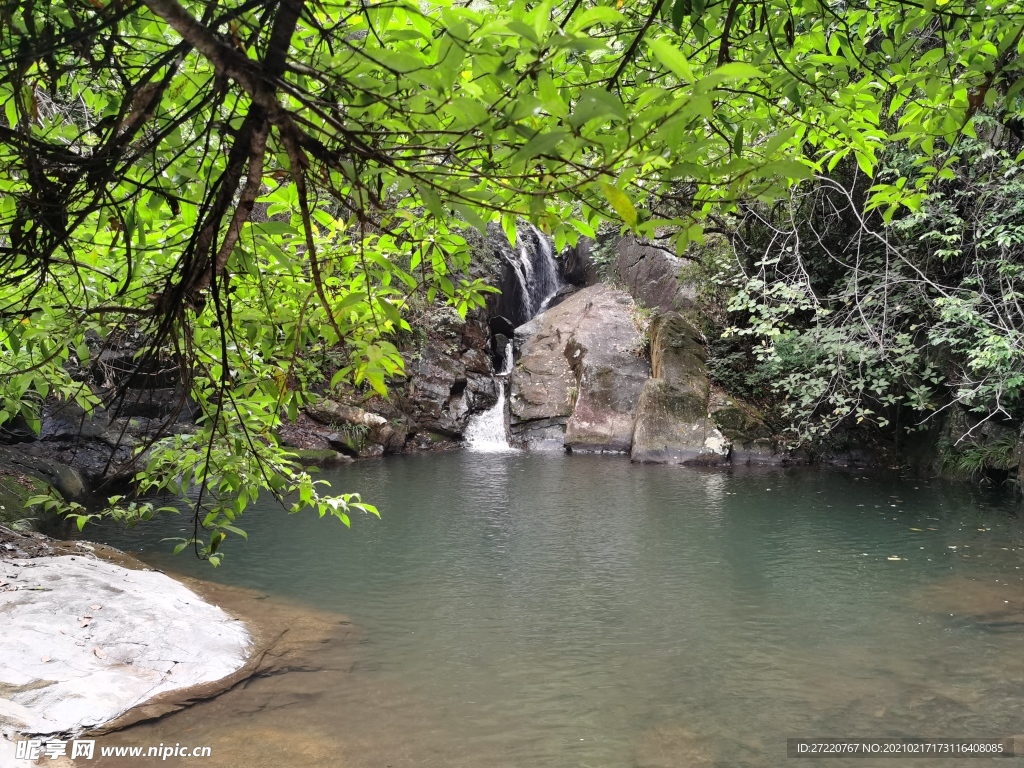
[0,445,87,506]
[631,379,730,464]
[0,554,250,741]
[631,313,729,465]
[614,235,696,313]
[509,285,649,452]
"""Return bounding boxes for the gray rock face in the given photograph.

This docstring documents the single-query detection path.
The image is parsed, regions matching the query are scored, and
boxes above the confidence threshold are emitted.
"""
[631,313,729,465]
[631,379,729,464]
[397,306,497,440]
[631,312,786,466]
[559,237,601,287]
[509,285,649,452]
[614,235,696,313]
[0,390,199,497]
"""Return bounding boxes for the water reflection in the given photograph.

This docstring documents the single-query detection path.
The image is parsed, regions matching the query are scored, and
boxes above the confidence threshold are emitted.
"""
[89,455,1024,767]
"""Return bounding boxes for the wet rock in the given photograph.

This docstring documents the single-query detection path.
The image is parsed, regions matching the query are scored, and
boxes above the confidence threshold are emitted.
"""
[631,313,729,465]
[544,283,580,310]
[488,315,516,339]
[398,306,497,439]
[509,285,648,452]
[0,414,35,445]
[491,333,512,372]
[709,391,783,465]
[817,433,882,469]
[614,235,696,313]
[0,445,87,506]
[483,223,561,328]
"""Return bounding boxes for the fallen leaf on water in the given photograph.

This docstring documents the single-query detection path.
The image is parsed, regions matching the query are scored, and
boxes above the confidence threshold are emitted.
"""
[93,648,107,659]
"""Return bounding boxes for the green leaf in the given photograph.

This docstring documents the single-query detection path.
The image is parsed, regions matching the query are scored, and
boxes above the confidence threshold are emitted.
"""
[671,0,692,30]
[566,6,625,32]
[514,129,569,161]
[600,183,638,227]
[648,38,695,82]
[374,51,425,73]
[569,89,627,127]
[714,62,765,80]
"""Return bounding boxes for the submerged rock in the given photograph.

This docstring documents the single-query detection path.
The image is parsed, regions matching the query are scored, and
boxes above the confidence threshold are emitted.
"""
[509,285,648,452]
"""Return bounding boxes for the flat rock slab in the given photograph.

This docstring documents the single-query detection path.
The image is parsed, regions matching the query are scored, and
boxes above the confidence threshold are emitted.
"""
[0,555,250,740]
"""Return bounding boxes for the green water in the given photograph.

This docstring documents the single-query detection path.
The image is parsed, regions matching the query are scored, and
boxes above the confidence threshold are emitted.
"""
[94,454,1024,767]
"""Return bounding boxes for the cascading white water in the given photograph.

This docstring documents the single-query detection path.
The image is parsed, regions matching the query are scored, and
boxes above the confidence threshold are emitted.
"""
[465,224,559,451]
[463,381,514,452]
[513,223,561,321]
[464,345,516,452]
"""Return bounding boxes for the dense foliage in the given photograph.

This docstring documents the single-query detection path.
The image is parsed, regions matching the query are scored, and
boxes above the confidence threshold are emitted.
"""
[2,0,1023,557]
[709,127,1024,460]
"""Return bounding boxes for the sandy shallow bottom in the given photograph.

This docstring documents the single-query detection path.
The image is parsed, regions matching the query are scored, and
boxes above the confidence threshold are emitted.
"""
[74,571,1024,768]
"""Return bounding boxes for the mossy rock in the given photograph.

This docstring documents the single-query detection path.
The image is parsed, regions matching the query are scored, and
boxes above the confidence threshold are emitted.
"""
[0,469,60,528]
[289,449,352,466]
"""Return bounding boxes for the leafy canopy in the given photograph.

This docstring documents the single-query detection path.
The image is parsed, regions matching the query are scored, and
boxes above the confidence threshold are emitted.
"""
[1,0,1021,558]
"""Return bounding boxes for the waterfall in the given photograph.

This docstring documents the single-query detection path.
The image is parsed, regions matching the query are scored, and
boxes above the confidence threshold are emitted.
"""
[465,223,559,451]
[493,222,562,327]
[512,223,561,321]
[463,381,513,452]
[465,344,516,452]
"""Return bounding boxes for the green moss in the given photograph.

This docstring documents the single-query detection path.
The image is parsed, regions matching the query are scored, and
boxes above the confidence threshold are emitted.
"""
[0,469,57,529]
